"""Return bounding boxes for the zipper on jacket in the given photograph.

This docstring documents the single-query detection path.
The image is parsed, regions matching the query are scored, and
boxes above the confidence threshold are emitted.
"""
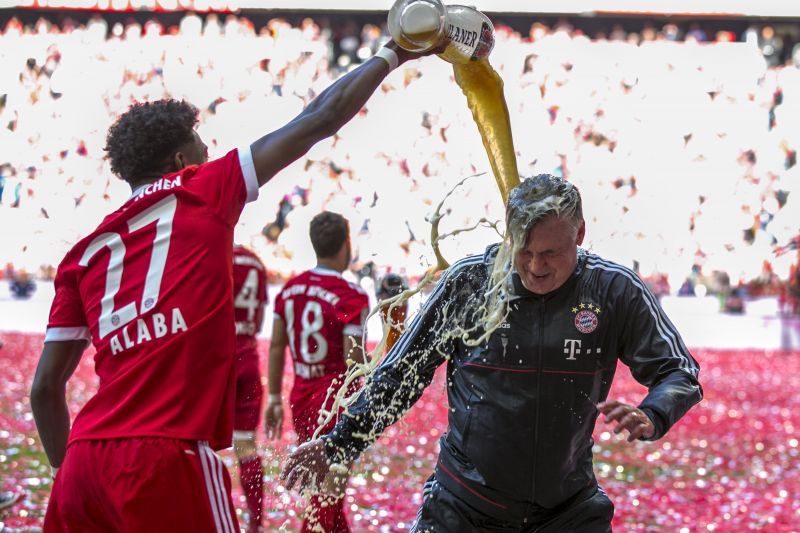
[531,297,545,501]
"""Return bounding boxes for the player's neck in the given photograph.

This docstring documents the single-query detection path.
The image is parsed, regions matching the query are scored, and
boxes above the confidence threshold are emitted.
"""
[316,259,345,273]
[128,161,185,192]
[127,172,170,193]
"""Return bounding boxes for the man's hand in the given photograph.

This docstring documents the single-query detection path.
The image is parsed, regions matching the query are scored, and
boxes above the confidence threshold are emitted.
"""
[281,438,338,493]
[384,38,448,63]
[597,400,655,442]
[264,401,283,440]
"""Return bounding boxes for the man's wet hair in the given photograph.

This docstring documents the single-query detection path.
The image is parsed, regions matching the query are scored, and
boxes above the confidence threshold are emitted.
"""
[310,211,350,259]
[506,174,583,247]
[104,99,199,184]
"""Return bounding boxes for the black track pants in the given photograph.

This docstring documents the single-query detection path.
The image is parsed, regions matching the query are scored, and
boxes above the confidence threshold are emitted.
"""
[410,476,614,533]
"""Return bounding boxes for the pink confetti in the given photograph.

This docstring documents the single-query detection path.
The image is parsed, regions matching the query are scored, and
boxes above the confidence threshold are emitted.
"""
[1,333,797,531]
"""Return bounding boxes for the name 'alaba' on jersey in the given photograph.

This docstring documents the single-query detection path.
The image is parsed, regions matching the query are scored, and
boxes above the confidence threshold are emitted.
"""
[273,267,369,382]
[45,147,259,450]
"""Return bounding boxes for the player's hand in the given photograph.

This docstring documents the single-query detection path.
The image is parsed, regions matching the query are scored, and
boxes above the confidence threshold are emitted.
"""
[597,400,655,442]
[281,438,332,492]
[264,402,283,440]
[384,39,448,63]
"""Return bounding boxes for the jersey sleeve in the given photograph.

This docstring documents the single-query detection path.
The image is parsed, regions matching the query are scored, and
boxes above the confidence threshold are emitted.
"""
[338,287,369,337]
[258,261,269,306]
[184,147,259,226]
[616,272,703,440]
[45,264,91,343]
[272,288,285,323]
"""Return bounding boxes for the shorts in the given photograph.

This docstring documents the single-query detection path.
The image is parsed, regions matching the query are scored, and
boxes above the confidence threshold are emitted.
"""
[44,438,238,533]
[290,376,357,443]
[234,346,263,434]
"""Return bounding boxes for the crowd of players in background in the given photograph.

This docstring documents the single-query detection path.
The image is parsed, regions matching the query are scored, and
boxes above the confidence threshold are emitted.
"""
[0,11,799,314]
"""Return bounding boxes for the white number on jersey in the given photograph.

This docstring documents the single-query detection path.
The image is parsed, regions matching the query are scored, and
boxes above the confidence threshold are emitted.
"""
[234,268,260,321]
[284,298,329,364]
[80,195,177,339]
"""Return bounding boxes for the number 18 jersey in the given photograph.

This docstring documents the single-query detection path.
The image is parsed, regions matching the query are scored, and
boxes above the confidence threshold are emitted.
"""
[45,148,259,450]
[273,268,369,383]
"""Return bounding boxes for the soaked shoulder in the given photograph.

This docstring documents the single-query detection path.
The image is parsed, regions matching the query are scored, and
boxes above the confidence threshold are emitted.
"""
[443,253,489,289]
[580,251,643,291]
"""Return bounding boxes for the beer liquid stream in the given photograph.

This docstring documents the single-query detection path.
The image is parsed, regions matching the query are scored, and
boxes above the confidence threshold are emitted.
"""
[451,58,520,204]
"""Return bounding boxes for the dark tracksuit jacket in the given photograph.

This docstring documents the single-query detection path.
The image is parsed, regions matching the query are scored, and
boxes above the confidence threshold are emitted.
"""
[325,245,703,522]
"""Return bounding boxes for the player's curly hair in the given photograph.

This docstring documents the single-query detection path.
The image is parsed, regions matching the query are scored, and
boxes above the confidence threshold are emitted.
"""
[310,211,350,258]
[104,99,199,184]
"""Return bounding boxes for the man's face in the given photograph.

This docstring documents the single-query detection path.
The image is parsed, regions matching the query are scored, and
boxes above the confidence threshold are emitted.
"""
[175,130,208,170]
[187,130,209,166]
[513,214,585,295]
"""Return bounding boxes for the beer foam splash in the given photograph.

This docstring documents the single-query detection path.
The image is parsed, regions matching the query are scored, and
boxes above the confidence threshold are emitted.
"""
[311,173,500,439]
[291,174,511,529]
[505,174,582,250]
[302,175,518,489]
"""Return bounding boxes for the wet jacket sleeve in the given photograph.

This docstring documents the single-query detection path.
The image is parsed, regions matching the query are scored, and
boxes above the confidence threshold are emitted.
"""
[323,267,461,464]
[616,275,703,440]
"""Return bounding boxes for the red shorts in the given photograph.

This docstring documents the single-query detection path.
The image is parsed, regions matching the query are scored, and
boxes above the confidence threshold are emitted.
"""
[44,438,238,533]
[290,376,358,443]
[234,346,263,434]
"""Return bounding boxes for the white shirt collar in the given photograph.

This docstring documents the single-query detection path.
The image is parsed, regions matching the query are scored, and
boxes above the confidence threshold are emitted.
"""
[310,266,343,278]
[129,184,147,200]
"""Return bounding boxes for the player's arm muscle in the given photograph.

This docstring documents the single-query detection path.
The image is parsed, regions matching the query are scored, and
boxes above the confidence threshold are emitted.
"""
[255,300,266,336]
[249,44,410,186]
[30,340,88,467]
[268,317,289,395]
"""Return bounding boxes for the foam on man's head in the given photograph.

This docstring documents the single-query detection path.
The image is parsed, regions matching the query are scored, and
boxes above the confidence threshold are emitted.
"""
[505,174,583,248]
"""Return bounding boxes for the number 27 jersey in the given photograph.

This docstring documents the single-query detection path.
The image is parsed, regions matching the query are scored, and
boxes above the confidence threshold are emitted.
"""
[45,148,259,450]
[273,268,369,381]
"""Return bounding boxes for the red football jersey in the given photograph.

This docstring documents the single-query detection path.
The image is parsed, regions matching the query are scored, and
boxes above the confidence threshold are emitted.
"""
[45,147,259,450]
[232,245,268,352]
[273,268,369,383]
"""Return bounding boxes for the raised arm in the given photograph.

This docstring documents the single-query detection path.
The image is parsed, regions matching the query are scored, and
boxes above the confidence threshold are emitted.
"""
[282,307,447,491]
[30,340,88,470]
[322,308,447,465]
[250,42,419,186]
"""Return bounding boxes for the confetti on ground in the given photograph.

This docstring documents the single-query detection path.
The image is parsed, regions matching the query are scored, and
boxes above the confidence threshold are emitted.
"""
[1,332,798,531]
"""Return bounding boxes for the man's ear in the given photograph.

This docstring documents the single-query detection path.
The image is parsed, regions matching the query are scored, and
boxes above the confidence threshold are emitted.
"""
[576,220,586,246]
[173,151,187,171]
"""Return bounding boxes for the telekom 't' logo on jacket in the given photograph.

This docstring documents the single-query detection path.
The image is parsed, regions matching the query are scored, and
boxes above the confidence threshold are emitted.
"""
[563,339,602,360]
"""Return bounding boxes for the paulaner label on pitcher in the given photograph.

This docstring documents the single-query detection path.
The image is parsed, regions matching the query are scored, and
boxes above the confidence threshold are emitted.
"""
[441,5,495,62]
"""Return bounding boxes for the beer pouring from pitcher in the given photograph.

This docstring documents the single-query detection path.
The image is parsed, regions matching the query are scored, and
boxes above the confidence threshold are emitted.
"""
[388,0,495,64]
[388,0,519,204]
